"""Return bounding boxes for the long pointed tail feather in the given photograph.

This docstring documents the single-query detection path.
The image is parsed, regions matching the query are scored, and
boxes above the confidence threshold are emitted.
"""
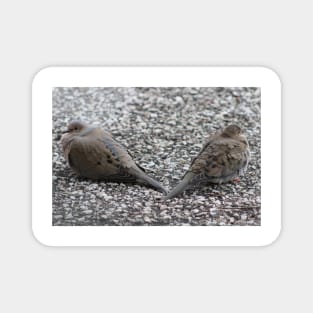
[164,172,195,200]
[130,167,167,194]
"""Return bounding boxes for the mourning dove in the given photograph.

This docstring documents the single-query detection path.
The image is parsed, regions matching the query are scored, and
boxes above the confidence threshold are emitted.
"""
[164,124,250,199]
[61,121,167,194]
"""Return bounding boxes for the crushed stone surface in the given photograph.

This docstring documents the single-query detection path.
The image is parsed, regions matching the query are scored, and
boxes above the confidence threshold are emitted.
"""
[53,87,261,226]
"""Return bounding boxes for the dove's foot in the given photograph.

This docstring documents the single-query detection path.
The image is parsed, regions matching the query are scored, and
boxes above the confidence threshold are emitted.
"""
[233,177,241,183]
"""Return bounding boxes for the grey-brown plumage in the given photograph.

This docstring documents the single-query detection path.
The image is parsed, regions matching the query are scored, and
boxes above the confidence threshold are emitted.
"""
[164,125,250,200]
[61,121,167,194]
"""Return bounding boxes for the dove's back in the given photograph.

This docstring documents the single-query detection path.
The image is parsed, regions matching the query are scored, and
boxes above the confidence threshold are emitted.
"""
[189,136,250,183]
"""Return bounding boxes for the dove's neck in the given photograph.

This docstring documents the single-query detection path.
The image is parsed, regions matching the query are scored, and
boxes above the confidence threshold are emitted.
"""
[79,126,98,137]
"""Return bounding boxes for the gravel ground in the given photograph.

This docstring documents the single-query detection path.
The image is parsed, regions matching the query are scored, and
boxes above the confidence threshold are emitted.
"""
[53,87,261,226]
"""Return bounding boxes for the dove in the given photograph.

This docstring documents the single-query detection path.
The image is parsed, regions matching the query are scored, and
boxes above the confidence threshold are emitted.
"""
[60,121,167,194]
[164,124,250,200]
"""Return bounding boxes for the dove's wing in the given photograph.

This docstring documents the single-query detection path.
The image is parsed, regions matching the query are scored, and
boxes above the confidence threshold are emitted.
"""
[67,133,138,181]
[190,138,249,182]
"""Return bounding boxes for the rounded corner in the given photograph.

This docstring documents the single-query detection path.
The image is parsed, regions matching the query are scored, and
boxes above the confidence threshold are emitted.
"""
[32,66,55,88]
[257,66,282,88]
[259,224,282,247]
[31,226,53,247]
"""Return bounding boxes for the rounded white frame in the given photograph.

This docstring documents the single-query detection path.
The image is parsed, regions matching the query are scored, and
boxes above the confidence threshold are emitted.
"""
[32,67,281,246]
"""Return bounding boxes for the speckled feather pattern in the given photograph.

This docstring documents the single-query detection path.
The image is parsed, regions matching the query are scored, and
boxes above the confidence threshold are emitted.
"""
[189,132,250,183]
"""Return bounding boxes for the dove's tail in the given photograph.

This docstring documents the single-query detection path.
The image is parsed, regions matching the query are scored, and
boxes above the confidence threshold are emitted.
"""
[164,172,195,200]
[130,167,167,194]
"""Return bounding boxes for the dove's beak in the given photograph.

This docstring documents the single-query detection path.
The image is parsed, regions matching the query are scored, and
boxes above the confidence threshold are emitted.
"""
[62,130,70,134]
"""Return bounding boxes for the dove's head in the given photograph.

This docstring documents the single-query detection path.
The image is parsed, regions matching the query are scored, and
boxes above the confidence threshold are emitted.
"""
[63,121,88,134]
[222,124,242,137]
[60,121,89,152]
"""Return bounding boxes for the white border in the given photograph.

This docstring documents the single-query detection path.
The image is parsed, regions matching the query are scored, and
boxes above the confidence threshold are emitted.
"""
[32,67,281,246]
